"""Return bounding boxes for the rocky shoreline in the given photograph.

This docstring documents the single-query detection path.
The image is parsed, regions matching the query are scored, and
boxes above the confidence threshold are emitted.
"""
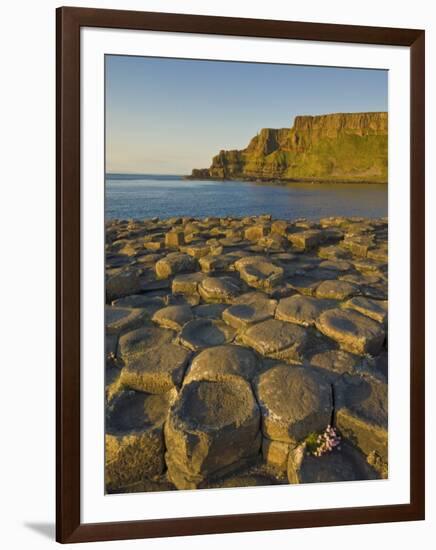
[184,174,388,184]
[105,214,388,493]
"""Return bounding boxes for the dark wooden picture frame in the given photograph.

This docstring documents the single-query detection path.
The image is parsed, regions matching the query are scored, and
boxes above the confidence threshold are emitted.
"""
[56,6,425,543]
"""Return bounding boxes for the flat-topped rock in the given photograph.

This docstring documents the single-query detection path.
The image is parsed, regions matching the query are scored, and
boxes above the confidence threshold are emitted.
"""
[165,379,261,489]
[309,349,361,376]
[275,295,335,327]
[199,253,234,273]
[165,229,185,248]
[316,308,385,355]
[198,276,241,303]
[193,303,227,319]
[286,274,321,296]
[335,374,388,464]
[152,305,193,331]
[241,319,308,363]
[288,229,325,250]
[315,280,359,300]
[254,365,332,444]
[223,292,277,329]
[318,244,351,260]
[343,296,388,324]
[105,306,146,335]
[112,294,165,317]
[182,244,211,259]
[118,325,174,363]
[155,253,197,279]
[106,269,142,301]
[262,438,291,474]
[105,390,175,491]
[318,259,351,272]
[179,319,236,351]
[184,344,260,384]
[234,256,284,291]
[119,342,190,394]
[172,272,205,295]
[244,224,269,241]
[287,442,378,484]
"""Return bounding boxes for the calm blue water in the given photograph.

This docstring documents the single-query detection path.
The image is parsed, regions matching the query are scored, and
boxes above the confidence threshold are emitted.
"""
[105,174,387,221]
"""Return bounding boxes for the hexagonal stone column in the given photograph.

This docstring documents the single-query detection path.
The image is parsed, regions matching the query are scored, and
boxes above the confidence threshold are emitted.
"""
[165,379,261,489]
[105,390,175,493]
[316,308,385,355]
[287,441,379,484]
[334,373,388,472]
[183,344,260,384]
[275,295,335,327]
[234,256,284,291]
[254,365,332,445]
[240,318,308,363]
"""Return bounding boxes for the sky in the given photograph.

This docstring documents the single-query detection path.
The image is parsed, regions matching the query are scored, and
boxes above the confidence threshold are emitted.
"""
[105,55,388,175]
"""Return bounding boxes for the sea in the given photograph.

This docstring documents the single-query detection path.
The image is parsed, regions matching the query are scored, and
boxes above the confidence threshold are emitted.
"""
[105,174,388,221]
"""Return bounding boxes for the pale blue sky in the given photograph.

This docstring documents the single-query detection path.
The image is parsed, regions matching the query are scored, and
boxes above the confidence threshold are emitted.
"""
[105,55,387,175]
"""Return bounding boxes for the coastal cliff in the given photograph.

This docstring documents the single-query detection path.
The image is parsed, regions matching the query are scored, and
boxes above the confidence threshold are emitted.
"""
[189,112,388,183]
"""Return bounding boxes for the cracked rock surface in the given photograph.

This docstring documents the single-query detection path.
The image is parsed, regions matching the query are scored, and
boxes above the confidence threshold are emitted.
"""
[105,215,388,492]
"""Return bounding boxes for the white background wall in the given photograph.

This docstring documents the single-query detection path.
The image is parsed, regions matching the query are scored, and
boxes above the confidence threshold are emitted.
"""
[0,0,433,548]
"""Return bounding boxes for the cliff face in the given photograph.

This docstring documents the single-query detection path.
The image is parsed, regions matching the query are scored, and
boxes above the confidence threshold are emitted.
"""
[191,112,388,183]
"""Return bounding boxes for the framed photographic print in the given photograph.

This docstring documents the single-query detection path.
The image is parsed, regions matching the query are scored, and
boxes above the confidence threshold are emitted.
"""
[56,7,425,543]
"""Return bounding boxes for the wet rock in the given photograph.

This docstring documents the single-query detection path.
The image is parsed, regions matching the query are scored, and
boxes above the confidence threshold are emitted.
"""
[223,292,277,329]
[275,295,335,327]
[344,296,388,324]
[105,390,175,491]
[155,253,197,279]
[184,344,260,384]
[315,280,359,300]
[198,276,241,303]
[152,305,193,331]
[241,319,308,363]
[179,319,236,351]
[105,306,146,335]
[254,365,332,444]
[316,308,385,355]
[165,379,261,489]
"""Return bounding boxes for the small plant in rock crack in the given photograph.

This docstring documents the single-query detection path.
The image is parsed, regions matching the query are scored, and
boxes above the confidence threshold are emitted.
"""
[305,425,341,457]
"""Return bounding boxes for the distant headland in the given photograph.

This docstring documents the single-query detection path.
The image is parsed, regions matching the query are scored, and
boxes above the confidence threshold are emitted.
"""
[186,112,388,184]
